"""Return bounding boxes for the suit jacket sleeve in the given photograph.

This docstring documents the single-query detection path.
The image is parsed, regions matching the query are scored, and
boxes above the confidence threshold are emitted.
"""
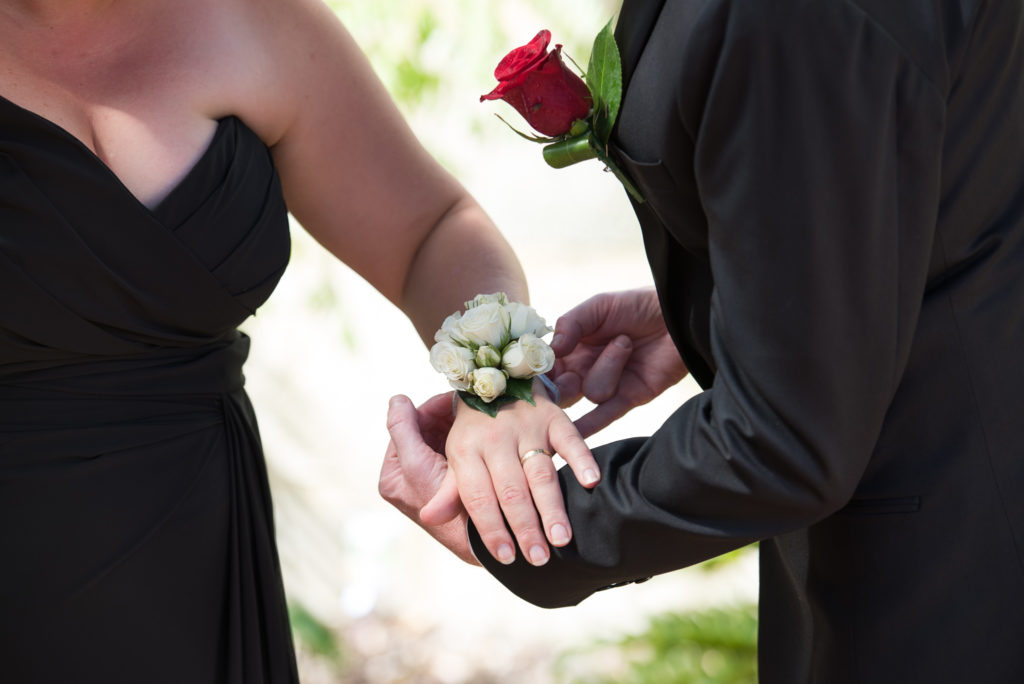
[470,0,946,607]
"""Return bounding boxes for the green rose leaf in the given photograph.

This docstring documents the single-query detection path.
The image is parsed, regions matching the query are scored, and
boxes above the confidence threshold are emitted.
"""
[504,377,537,406]
[459,391,513,417]
[586,17,623,145]
[457,380,535,417]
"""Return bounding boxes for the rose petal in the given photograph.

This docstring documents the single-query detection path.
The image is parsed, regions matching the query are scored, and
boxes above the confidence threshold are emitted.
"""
[494,29,551,81]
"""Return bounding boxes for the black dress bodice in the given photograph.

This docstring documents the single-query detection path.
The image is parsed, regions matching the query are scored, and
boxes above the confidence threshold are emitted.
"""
[0,96,299,683]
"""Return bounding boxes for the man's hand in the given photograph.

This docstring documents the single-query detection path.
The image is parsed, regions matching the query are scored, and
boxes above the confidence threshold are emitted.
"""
[551,288,689,437]
[379,393,479,566]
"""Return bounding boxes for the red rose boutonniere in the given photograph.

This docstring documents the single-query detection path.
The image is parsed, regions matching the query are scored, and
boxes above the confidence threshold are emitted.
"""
[480,20,643,202]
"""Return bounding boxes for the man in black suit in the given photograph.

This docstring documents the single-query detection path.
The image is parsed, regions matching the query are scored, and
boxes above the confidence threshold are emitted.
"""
[381,1,1024,681]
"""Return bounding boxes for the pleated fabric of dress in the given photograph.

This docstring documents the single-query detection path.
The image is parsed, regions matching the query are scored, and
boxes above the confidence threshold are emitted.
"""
[0,95,299,683]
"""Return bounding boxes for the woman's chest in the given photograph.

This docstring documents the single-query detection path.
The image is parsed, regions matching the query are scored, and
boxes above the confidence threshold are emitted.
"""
[0,2,243,209]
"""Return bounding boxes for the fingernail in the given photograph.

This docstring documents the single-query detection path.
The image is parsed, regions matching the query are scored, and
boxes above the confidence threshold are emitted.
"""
[583,469,600,485]
[496,544,515,565]
[551,333,564,348]
[551,524,570,545]
[529,545,549,566]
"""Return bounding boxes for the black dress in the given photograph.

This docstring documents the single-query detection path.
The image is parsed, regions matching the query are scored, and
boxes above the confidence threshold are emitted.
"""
[0,96,299,683]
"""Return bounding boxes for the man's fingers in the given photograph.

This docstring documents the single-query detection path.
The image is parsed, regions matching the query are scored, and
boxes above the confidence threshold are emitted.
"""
[551,293,610,355]
[430,514,481,567]
[382,396,480,567]
[573,395,634,439]
[552,369,583,408]
[378,438,411,509]
[386,394,423,460]
[417,391,455,422]
[550,316,584,357]
[415,392,456,452]
[387,393,452,494]
[551,292,620,354]
[580,335,633,403]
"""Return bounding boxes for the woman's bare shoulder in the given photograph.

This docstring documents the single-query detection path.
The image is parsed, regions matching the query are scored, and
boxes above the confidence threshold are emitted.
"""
[197,0,369,148]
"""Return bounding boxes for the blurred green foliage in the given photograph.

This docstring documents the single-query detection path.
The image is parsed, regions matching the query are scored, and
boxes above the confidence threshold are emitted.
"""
[697,543,758,573]
[556,546,759,684]
[288,601,345,664]
[558,604,758,684]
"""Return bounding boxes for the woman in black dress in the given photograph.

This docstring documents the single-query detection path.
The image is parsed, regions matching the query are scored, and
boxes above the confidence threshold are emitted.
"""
[0,0,595,681]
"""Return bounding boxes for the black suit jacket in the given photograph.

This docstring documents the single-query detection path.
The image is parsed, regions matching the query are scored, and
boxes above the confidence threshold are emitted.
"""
[470,1,1024,681]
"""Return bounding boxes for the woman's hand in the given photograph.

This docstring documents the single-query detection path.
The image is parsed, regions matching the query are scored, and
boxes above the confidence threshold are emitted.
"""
[422,379,599,566]
[550,288,689,437]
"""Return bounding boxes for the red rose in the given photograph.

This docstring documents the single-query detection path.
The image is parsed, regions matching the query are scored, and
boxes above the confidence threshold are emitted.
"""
[480,30,593,137]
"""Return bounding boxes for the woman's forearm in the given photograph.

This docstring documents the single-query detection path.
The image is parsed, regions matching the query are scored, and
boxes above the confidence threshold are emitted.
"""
[400,195,528,346]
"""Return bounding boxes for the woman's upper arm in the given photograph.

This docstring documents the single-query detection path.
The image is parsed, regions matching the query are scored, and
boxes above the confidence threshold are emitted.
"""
[236,0,465,304]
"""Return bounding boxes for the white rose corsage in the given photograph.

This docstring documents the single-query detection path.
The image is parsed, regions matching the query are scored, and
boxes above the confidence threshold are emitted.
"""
[430,292,555,416]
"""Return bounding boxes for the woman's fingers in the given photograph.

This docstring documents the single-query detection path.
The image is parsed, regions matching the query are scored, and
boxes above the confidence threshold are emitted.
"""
[452,444,559,566]
[518,446,573,548]
[419,468,462,526]
[444,393,598,567]
[485,445,552,566]
[504,401,596,554]
[450,435,572,565]
[453,450,519,565]
[548,411,600,488]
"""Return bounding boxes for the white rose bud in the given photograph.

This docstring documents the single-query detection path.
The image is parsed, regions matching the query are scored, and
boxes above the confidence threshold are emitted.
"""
[502,333,555,378]
[434,312,470,345]
[501,341,529,378]
[505,301,553,339]
[457,302,511,348]
[429,340,476,390]
[475,345,502,368]
[465,292,509,309]
[471,367,507,402]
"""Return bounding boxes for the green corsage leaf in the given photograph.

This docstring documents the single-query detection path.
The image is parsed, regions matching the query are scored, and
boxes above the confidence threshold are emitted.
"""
[458,391,514,417]
[503,377,537,406]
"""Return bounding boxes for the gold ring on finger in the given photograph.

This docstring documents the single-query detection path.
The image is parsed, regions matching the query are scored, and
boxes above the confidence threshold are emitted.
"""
[519,448,553,465]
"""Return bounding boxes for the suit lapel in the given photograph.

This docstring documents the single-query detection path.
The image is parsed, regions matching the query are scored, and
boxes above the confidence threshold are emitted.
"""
[615,0,669,90]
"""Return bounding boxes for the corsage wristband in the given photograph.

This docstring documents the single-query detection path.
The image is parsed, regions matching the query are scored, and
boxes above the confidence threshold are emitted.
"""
[430,292,556,417]
[536,372,561,406]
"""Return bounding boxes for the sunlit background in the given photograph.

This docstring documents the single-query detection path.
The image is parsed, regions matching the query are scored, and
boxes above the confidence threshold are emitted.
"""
[241,2,759,681]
